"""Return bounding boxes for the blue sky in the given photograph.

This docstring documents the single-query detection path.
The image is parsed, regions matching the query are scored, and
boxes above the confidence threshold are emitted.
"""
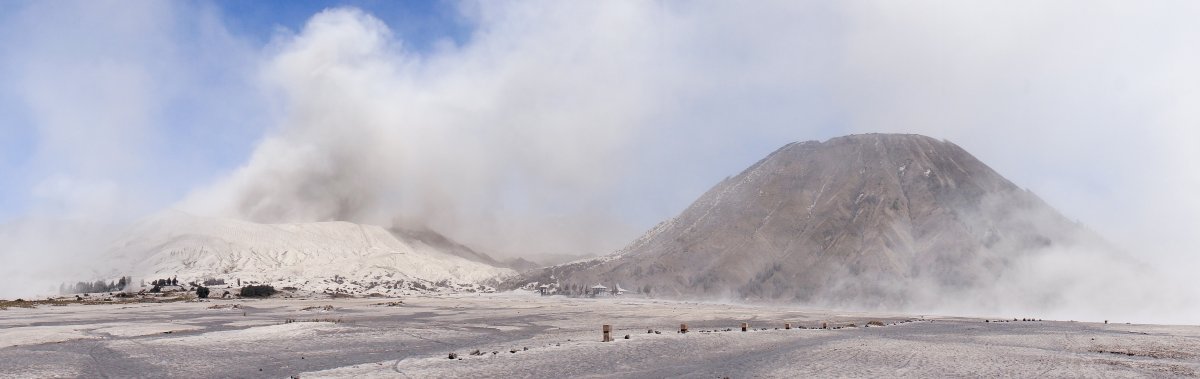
[217,0,472,51]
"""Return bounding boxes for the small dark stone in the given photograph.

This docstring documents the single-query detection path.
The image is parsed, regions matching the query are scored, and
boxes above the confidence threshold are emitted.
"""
[448,352,458,359]
[624,335,630,339]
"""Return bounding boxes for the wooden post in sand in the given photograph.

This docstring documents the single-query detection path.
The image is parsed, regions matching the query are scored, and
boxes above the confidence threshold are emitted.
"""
[785,323,792,330]
[741,322,749,332]
[680,323,688,333]
[603,324,612,342]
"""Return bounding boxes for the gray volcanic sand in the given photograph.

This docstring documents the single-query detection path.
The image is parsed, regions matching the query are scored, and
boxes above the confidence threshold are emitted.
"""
[1,292,1197,378]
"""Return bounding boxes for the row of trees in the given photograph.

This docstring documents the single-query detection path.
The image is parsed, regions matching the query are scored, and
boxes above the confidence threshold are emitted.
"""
[58,275,266,298]
[552,282,653,297]
[150,277,179,287]
[59,276,131,294]
[240,285,276,297]
[194,284,272,299]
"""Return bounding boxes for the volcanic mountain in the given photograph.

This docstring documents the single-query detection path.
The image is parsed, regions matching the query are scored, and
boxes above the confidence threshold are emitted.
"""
[515,133,1109,308]
[97,210,514,295]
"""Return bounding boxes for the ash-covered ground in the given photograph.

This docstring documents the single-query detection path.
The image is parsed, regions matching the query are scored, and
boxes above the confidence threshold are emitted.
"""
[1,292,1197,378]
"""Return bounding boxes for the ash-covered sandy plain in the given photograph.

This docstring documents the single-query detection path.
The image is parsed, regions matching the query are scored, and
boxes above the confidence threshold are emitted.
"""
[2,292,1198,378]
